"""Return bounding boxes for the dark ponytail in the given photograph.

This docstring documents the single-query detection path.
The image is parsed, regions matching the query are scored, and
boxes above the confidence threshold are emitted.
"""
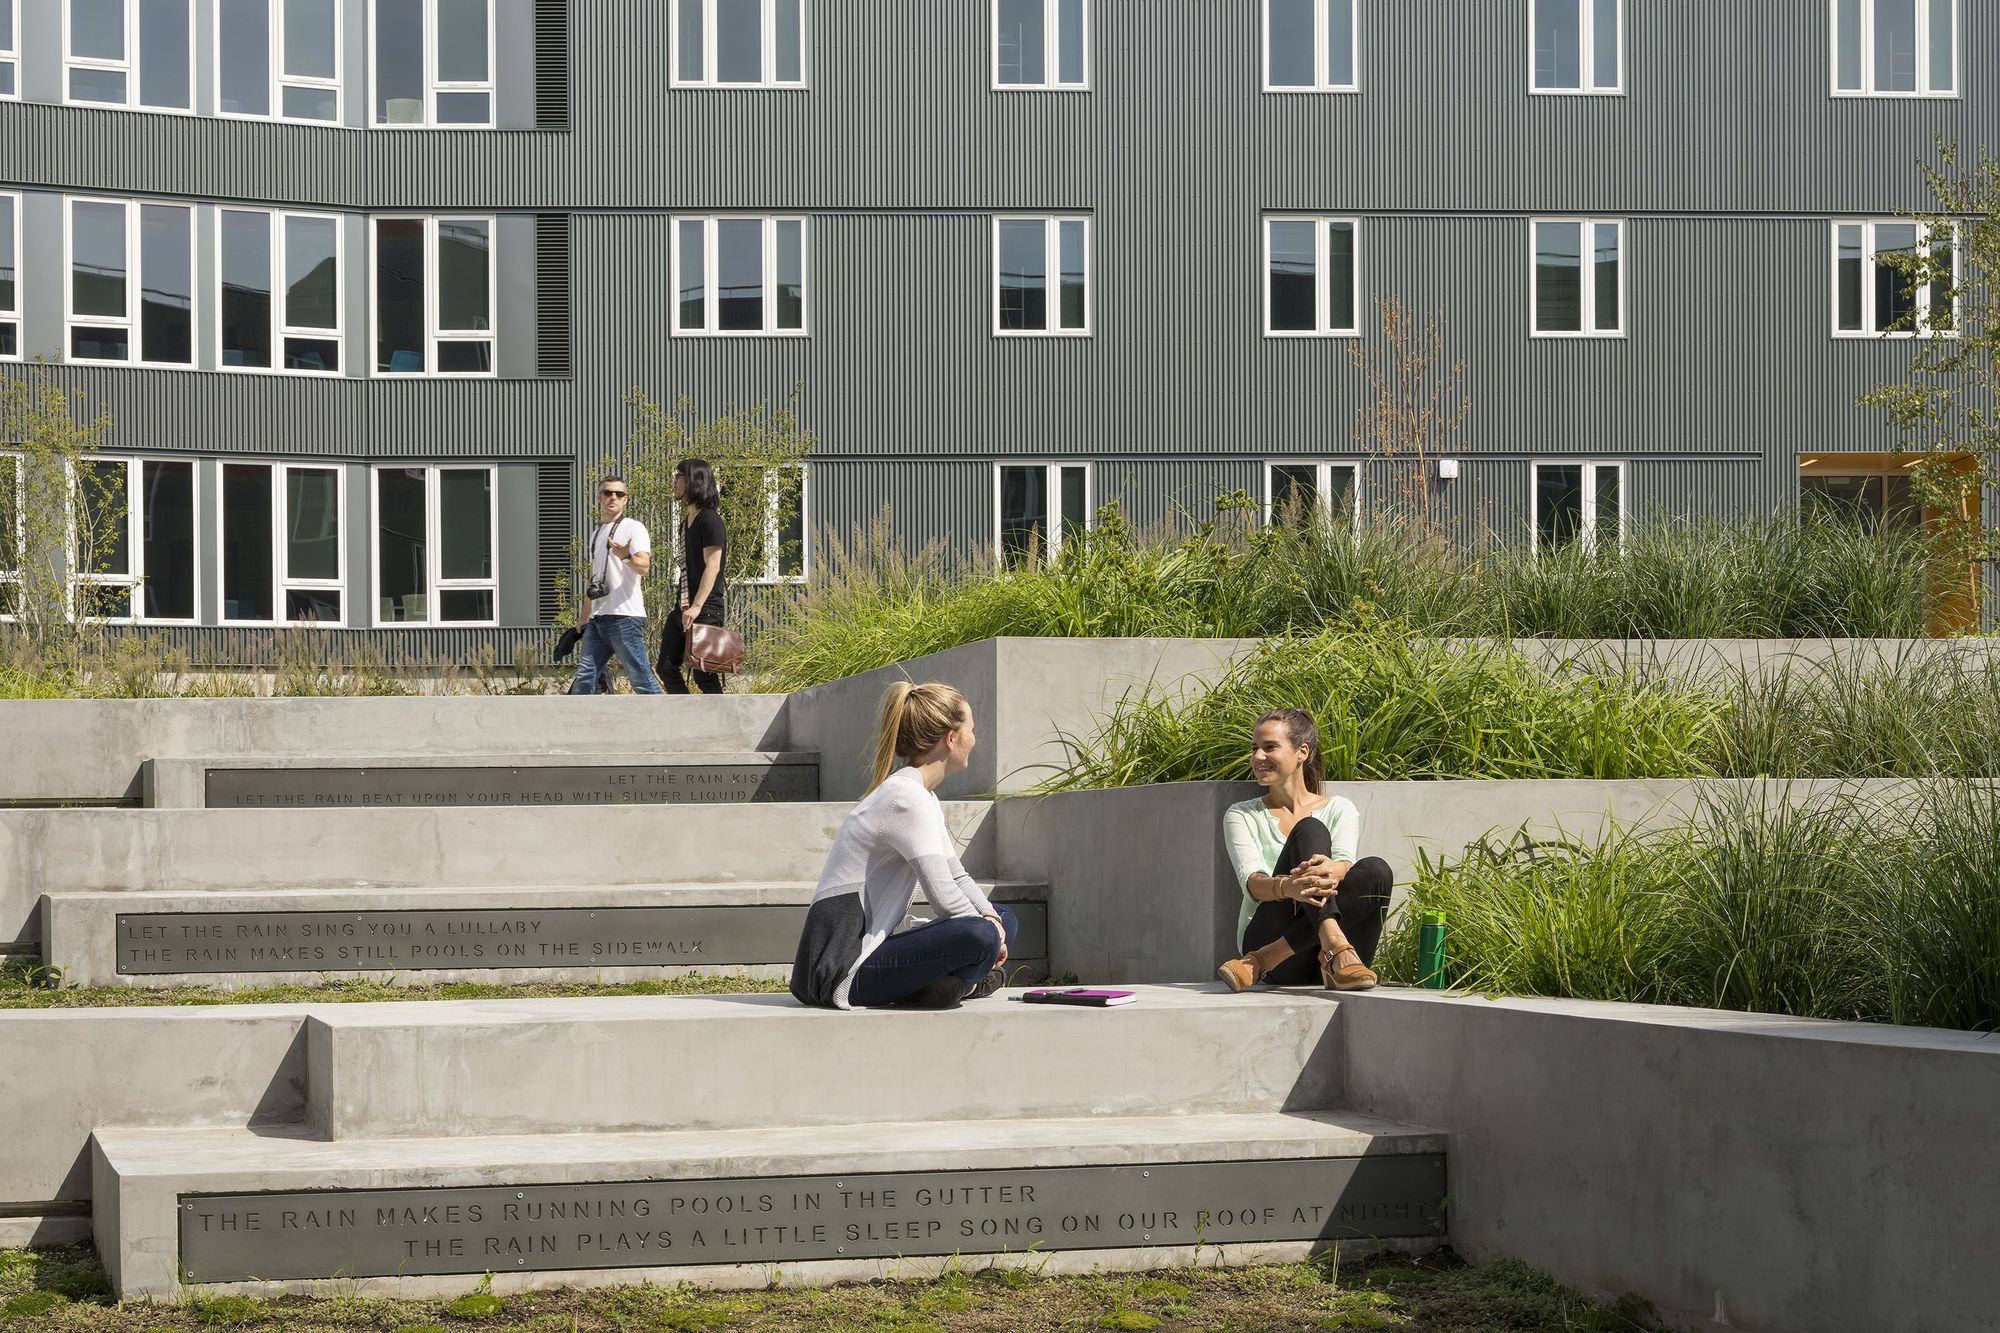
[1255,708,1323,790]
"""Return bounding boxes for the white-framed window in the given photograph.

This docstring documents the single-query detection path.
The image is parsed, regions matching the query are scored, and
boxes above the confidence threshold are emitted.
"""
[1265,217,1358,337]
[673,216,810,336]
[372,0,493,126]
[66,197,197,366]
[65,0,193,111]
[1532,460,1624,555]
[1832,0,1956,97]
[373,216,494,375]
[0,452,21,619]
[1531,0,1621,93]
[371,463,496,625]
[740,464,809,583]
[0,191,18,359]
[993,0,1087,90]
[672,0,807,87]
[1832,220,1957,338]
[217,0,342,122]
[1266,460,1360,525]
[994,216,1090,336]
[1264,0,1357,92]
[73,456,200,623]
[995,462,1090,568]
[218,460,346,623]
[219,208,344,373]
[1532,218,1623,337]
[1,0,19,99]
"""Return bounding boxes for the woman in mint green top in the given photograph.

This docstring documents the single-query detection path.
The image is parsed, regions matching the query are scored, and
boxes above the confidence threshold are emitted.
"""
[1216,709,1390,991]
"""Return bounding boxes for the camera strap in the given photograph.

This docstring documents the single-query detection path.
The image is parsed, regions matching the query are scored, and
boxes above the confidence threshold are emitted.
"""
[592,517,625,587]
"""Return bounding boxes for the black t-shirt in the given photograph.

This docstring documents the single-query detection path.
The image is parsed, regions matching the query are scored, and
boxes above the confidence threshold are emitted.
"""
[682,507,727,614]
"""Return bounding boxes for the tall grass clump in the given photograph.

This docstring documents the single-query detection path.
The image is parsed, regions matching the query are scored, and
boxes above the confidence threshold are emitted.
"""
[752,504,1945,690]
[1484,512,1935,640]
[1382,783,2000,1033]
[1718,648,2000,778]
[753,506,1270,692]
[1036,620,1728,790]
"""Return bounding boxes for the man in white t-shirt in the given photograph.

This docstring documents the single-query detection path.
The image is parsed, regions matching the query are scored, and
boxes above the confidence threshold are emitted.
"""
[567,473,663,694]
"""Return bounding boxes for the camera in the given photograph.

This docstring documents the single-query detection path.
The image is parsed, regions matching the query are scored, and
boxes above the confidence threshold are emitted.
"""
[586,576,609,600]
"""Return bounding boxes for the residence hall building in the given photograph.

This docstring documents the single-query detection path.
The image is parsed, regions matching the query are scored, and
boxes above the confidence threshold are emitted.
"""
[1,0,1995,655]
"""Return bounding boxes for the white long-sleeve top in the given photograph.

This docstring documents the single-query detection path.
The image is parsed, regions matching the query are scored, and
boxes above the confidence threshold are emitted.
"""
[789,765,996,1009]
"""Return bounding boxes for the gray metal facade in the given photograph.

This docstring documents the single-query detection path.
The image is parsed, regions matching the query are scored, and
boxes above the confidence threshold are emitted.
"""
[2,0,1994,652]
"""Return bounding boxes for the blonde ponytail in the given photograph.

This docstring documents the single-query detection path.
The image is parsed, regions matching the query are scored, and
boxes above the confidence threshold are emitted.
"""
[868,681,970,792]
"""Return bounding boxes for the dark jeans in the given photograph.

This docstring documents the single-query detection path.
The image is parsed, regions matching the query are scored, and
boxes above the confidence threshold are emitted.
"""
[657,605,725,695]
[849,903,1020,1007]
[568,616,662,695]
[1240,818,1392,984]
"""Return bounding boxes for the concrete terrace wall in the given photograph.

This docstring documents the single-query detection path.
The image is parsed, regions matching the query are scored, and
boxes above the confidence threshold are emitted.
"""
[1336,989,2000,1333]
[0,695,791,804]
[0,803,1000,950]
[0,1007,308,1245]
[783,637,1265,799]
[7,636,1998,805]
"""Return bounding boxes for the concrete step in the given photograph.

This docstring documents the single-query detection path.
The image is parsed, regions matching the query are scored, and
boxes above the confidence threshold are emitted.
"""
[0,694,793,804]
[93,1109,1446,1298]
[43,882,1049,988]
[300,987,1342,1140]
[0,801,1000,945]
[145,752,821,809]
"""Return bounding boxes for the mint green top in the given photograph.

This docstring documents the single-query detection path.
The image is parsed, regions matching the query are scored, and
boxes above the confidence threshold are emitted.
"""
[1221,795,1362,942]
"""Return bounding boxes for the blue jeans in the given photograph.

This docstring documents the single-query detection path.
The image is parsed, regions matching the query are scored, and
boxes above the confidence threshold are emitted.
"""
[567,615,662,694]
[849,903,1019,1007]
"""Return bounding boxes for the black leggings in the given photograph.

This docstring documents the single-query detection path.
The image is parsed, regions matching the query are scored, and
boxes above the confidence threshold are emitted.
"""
[657,607,725,695]
[1240,817,1392,985]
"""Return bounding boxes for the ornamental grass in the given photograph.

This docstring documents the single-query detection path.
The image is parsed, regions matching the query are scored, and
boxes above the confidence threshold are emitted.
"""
[1378,782,2000,1033]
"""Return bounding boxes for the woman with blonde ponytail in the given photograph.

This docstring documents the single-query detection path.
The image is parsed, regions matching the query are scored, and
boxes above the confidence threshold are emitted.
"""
[790,682,1017,1010]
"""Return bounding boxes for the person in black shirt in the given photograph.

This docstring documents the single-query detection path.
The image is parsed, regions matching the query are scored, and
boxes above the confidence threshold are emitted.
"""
[657,457,728,694]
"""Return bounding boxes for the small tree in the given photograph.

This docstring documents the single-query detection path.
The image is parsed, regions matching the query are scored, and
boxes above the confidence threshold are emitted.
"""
[1348,296,1471,533]
[1861,139,2000,627]
[0,365,122,673]
[584,388,816,626]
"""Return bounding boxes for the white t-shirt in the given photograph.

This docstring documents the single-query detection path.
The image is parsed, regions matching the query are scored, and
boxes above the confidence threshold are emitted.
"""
[587,518,652,619]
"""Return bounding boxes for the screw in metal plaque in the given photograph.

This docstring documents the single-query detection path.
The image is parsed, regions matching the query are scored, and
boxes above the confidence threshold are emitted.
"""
[1142,1171,1150,1178]
[187,1270,195,1280]
[836,1247,844,1254]
[516,1192,525,1198]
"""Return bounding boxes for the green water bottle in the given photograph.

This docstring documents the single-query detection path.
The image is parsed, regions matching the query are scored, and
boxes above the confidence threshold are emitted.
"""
[1416,910,1448,989]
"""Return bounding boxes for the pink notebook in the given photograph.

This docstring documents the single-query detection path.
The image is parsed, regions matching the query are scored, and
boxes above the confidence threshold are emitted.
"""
[1017,987,1137,1008]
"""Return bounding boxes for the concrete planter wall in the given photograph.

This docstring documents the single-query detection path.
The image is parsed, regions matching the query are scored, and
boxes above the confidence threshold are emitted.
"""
[1337,988,2000,1333]
[996,777,1943,984]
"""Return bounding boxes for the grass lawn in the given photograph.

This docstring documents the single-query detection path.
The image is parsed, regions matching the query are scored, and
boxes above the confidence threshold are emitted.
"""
[0,971,792,1010]
[0,1245,1652,1332]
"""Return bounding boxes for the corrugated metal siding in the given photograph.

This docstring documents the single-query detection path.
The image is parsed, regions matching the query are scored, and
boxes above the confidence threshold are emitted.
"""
[3,0,1990,211]
[3,0,1994,637]
[1096,459,1263,535]
[116,626,556,668]
[32,211,1942,465]
[812,459,995,563]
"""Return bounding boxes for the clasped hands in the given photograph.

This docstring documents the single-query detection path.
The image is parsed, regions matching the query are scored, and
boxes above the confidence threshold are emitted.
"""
[981,911,1009,966]
[1282,855,1344,905]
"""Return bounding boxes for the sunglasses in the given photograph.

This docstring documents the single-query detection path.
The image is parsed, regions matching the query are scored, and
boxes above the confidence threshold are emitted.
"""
[599,489,627,498]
